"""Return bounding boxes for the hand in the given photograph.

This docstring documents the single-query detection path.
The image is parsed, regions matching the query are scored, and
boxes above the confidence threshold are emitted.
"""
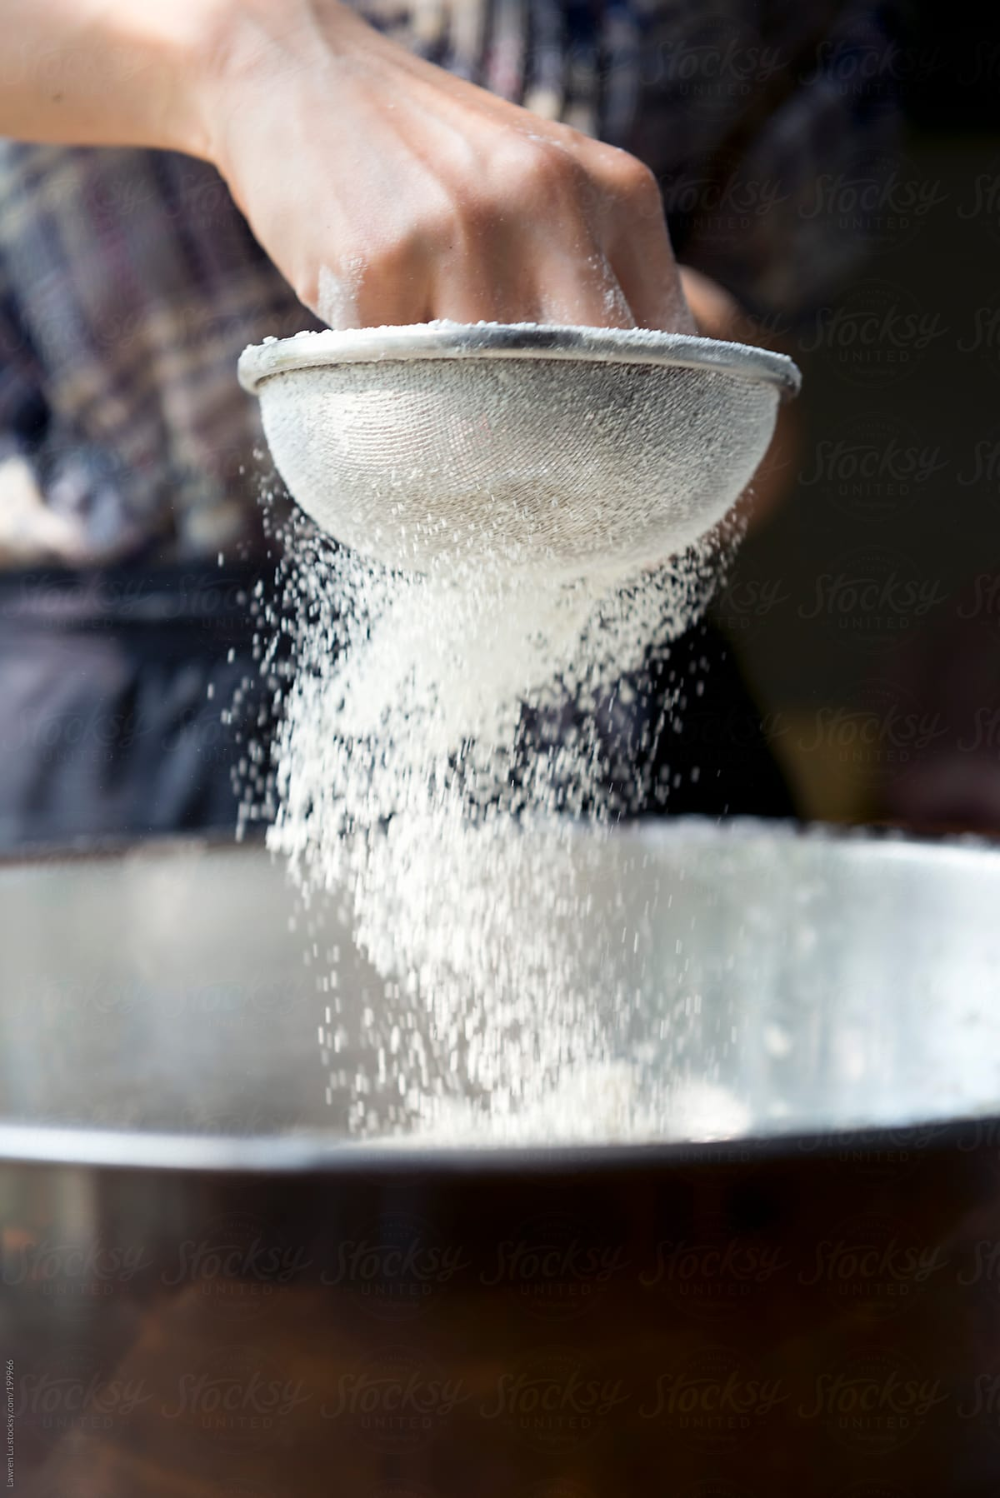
[197,0,694,331]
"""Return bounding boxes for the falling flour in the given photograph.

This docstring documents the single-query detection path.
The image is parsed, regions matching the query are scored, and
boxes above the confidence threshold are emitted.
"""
[241,471,741,1144]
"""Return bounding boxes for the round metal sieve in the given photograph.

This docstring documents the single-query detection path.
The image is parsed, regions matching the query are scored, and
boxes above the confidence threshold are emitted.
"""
[239,322,801,577]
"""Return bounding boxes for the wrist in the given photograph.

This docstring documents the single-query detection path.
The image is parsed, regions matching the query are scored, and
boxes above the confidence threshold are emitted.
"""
[127,0,256,160]
[69,0,300,161]
[185,0,363,170]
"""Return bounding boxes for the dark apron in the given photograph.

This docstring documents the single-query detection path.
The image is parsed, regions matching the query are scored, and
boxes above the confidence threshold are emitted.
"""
[0,562,275,849]
[0,565,793,850]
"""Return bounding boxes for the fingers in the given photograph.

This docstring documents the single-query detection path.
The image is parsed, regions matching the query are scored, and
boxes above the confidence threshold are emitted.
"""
[428,274,545,326]
[609,225,696,334]
[426,243,635,329]
[424,223,546,324]
[351,258,434,328]
[676,265,747,340]
[587,149,695,333]
[316,210,682,334]
[315,210,438,328]
[533,251,635,329]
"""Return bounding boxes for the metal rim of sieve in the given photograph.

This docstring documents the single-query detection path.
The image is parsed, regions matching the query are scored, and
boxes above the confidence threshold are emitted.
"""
[238,323,801,401]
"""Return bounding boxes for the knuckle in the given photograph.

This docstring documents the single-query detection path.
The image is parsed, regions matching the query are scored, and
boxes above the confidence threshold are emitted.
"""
[495,135,583,204]
[612,153,661,208]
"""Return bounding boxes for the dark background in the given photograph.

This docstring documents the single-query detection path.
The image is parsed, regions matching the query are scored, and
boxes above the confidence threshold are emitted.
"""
[713,0,1000,827]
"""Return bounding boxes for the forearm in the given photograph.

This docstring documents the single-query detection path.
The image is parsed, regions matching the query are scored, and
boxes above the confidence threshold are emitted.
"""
[0,0,233,156]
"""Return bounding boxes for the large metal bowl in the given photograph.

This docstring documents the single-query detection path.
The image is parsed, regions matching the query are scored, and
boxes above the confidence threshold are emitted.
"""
[3,819,1000,1496]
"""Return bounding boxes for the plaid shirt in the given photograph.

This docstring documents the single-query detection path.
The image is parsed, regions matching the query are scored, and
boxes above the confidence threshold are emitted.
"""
[0,0,900,568]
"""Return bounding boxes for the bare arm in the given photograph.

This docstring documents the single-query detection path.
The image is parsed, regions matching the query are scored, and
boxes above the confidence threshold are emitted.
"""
[0,0,694,331]
[0,0,220,152]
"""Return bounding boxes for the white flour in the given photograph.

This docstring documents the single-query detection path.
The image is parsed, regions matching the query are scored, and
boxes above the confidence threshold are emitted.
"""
[244,468,740,1144]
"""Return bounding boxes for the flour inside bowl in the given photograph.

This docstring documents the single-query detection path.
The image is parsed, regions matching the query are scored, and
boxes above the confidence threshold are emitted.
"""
[241,441,742,1144]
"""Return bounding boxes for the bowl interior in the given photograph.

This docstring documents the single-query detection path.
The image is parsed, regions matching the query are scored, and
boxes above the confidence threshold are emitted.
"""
[2,823,998,1159]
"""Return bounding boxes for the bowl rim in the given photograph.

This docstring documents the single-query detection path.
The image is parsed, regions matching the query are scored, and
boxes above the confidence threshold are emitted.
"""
[238,323,802,401]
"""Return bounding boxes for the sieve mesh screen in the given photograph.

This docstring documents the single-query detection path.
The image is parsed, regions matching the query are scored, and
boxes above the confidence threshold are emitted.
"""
[252,338,786,577]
